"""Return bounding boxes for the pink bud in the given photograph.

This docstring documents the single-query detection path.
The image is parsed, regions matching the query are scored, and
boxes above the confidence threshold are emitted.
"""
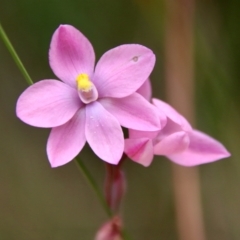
[104,164,126,213]
[95,216,123,240]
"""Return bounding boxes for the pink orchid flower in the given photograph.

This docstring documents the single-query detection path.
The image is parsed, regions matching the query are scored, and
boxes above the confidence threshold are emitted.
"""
[125,80,231,167]
[16,25,161,167]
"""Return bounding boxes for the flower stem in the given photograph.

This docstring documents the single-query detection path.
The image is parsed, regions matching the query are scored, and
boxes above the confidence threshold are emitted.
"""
[121,229,132,240]
[75,156,113,217]
[0,23,33,85]
[75,158,132,240]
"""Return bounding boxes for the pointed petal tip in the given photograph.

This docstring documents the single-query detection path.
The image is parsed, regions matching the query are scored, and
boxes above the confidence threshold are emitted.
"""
[55,25,67,40]
[152,98,192,131]
[58,24,65,30]
[169,151,231,167]
[49,161,64,168]
[57,24,73,36]
[48,151,74,168]
[48,151,69,168]
[225,151,231,158]
[46,108,86,168]
[47,150,73,168]
[167,130,232,167]
[58,24,68,29]
[100,156,122,165]
[212,148,231,161]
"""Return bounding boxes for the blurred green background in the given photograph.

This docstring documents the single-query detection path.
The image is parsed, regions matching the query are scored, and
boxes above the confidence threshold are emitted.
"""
[0,0,239,239]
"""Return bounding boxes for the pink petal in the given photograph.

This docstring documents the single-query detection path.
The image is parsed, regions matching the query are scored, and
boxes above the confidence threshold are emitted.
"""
[49,25,95,87]
[99,93,161,131]
[85,101,124,164]
[16,80,82,128]
[155,105,168,130]
[152,98,192,131]
[125,138,154,167]
[167,130,231,166]
[93,44,155,98]
[129,129,159,140]
[158,118,184,137]
[154,131,190,155]
[47,108,86,167]
[136,78,152,101]
[136,80,169,128]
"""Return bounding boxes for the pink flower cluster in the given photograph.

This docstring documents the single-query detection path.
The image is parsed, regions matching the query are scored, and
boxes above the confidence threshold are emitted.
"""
[125,80,230,166]
[16,25,230,167]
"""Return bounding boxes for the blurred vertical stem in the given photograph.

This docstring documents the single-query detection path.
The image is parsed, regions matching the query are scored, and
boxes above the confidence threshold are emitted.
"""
[76,159,131,240]
[164,1,206,240]
[0,23,33,85]
[75,157,113,217]
[0,22,131,240]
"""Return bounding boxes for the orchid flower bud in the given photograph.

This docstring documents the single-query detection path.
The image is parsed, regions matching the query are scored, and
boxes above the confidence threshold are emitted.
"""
[95,216,122,240]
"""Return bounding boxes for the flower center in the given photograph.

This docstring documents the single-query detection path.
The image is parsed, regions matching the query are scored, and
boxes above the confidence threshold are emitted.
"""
[76,73,98,104]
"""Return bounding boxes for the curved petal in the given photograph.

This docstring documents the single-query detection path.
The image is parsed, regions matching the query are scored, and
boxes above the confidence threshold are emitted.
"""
[136,78,152,101]
[16,80,82,128]
[93,44,155,98]
[85,101,124,164]
[152,98,192,131]
[125,138,154,167]
[159,118,184,137]
[154,131,190,156]
[155,105,168,129]
[49,25,95,87]
[47,108,86,167]
[129,129,159,140]
[167,130,231,166]
[99,93,162,131]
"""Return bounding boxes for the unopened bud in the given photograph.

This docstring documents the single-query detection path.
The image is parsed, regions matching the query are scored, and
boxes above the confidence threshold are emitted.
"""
[105,165,126,213]
[95,216,123,240]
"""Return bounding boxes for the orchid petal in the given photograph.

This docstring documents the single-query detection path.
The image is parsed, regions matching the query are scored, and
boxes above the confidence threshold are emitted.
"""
[156,106,168,129]
[99,93,161,131]
[85,101,124,164]
[125,138,154,167]
[158,118,184,138]
[167,130,231,166]
[93,44,155,98]
[16,80,82,128]
[136,78,152,101]
[129,129,159,140]
[154,131,190,155]
[47,108,86,167]
[152,98,192,131]
[49,25,95,87]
